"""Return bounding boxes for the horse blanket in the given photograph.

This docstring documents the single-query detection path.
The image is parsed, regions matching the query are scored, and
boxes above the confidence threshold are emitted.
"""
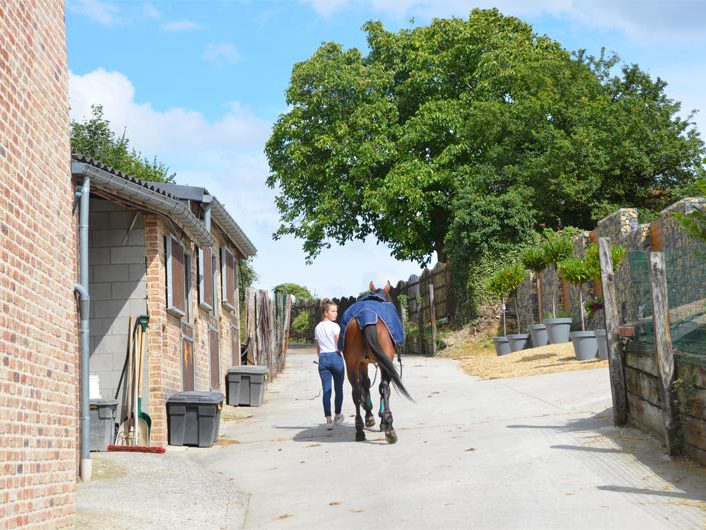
[338,292,404,351]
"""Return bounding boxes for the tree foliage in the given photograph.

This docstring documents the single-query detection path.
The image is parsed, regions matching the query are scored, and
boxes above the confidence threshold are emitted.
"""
[71,104,175,183]
[266,8,704,267]
[273,282,314,302]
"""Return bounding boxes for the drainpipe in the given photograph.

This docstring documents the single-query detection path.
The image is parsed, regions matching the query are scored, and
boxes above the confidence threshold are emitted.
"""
[74,176,92,482]
[203,194,212,232]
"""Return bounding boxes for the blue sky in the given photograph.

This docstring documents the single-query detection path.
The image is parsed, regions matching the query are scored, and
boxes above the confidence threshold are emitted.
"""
[66,0,706,298]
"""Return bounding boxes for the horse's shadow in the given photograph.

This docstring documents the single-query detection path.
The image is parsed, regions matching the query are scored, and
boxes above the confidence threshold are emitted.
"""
[276,424,389,445]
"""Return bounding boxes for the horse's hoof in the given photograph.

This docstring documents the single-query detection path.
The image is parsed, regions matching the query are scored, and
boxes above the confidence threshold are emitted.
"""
[356,431,366,442]
[365,416,376,428]
[385,429,397,444]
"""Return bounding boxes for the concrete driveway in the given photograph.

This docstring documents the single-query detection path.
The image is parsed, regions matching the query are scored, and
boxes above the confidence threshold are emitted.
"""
[189,348,706,530]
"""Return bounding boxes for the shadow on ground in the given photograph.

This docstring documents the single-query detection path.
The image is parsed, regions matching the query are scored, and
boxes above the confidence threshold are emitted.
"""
[276,423,390,445]
[507,407,706,508]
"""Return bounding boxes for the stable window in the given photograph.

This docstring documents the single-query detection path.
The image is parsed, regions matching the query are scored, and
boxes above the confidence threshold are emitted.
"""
[198,246,214,311]
[221,247,236,310]
[212,249,219,319]
[166,235,186,317]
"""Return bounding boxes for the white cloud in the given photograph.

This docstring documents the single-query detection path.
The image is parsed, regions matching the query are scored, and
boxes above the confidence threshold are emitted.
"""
[68,68,421,295]
[203,43,240,65]
[162,20,204,32]
[302,0,706,42]
[68,0,119,25]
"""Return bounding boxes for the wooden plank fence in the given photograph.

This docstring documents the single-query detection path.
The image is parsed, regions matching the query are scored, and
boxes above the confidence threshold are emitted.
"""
[244,288,293,380]
[290,262,453,356]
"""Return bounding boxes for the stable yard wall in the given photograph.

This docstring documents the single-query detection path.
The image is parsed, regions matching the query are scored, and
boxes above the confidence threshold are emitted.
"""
[144,216,240,447]
[0,1,78,527]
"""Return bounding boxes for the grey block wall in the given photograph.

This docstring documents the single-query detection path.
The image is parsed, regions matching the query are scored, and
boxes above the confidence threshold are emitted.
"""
[88,199,148,415]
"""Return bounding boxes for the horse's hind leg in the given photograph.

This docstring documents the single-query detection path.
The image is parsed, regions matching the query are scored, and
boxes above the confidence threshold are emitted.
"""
[379,375,397,444]
[352,374,366,441]
[362,371,375,428]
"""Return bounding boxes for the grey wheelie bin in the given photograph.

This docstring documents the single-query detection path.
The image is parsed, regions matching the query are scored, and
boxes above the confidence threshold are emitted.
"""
[166,391,223,447]
[89,398,119,451]
[226,366,269,406]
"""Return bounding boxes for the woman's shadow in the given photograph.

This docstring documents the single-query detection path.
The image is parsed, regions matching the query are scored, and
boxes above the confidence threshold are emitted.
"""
[276,422,389,444]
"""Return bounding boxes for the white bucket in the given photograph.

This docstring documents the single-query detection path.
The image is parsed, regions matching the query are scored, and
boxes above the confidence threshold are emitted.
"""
[89,374,102,399]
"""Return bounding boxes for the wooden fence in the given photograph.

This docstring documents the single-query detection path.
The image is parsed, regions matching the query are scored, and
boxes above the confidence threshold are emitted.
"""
[290,262,453,356]
[243,288,293,380]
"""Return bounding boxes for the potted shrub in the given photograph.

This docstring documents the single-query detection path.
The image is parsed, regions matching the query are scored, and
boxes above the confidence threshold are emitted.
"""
[486,263,526,355]
[503,263,531,352]
[542,229,575,343]
[583,243,626,360]
[486,268,511,355]
[557,254,597,360]
[521,244,551,347]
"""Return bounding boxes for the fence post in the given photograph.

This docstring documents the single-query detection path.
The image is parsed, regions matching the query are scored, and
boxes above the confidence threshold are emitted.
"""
[417,294,425,355]
[246,287,256,364]
[648,251,681,455]
[598,237,629,426]
[429,283,437,356]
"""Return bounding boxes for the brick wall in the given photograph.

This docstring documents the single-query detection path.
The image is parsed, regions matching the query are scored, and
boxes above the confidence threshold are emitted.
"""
[0,1,77,527]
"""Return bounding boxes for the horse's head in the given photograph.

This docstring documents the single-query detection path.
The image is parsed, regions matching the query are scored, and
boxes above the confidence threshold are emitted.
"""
[368,280,393,303]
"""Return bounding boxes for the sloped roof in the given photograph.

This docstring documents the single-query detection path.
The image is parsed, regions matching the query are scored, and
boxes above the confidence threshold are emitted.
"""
[71,154,257,256]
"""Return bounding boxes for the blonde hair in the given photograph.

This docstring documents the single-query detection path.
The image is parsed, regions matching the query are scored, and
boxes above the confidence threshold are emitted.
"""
[320,298,337,316]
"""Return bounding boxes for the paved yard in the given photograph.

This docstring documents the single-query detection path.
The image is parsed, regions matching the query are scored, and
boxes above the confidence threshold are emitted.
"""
[78,348,706,529]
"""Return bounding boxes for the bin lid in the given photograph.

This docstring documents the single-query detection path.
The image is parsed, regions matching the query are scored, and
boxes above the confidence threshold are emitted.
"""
[89,398,118,406]
[227,365,269,375]
[166,391,224,404]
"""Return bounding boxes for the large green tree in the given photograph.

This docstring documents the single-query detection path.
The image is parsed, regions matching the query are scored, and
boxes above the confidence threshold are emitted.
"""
[266,8,704,266]
[71,104,175,183]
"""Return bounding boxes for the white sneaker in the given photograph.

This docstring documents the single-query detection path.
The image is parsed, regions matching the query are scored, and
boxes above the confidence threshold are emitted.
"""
[326,418,333,430]
[334,414,344,425]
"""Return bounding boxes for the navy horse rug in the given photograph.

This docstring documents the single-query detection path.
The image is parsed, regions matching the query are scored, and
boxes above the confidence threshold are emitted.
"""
[338,290,404,351]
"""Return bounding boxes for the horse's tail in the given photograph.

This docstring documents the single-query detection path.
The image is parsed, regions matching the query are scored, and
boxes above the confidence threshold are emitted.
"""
[363,324,413,402]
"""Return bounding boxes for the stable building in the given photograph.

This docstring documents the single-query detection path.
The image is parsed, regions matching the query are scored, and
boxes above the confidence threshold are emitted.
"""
[71,154,256,448]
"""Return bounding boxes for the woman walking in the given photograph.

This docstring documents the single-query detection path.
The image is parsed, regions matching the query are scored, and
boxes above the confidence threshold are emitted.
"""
[315,299,345,429]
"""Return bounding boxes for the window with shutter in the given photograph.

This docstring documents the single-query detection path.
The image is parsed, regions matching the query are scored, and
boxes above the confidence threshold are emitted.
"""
[221,247,235,309]
[209,326,220,389]
[198,246,214,310]
[166,236,186,317]
[212,250,219,319]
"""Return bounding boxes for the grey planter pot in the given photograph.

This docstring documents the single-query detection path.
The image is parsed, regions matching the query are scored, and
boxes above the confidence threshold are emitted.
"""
[529,324,549,348]
[493,336,512,356]
[570,330,598,361]
[595,329,608,360]
[545,318,572,344]
[508,333,531,352]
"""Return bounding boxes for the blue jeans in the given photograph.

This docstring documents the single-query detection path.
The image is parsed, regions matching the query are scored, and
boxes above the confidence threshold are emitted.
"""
[318,351,344,417]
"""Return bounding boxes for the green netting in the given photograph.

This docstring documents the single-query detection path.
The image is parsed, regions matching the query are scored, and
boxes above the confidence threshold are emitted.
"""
[621,244,706,358]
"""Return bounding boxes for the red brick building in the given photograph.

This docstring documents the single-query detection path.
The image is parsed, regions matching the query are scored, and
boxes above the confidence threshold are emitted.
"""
[72,155,256,448]
[0,2,79,527]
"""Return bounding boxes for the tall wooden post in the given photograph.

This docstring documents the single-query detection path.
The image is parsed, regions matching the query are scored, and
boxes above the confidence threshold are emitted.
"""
[598,238,629,426]
[649,252,681,454]
[417,294,425,356]
[246,287,256,364]
[429,283,437,356]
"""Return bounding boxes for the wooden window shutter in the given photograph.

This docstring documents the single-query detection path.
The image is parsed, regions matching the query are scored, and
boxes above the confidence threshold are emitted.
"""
[209,326,220,390]
[181,322,195,391]
[166,236,186,316]
[221,247,235,309]
[198,247,214,310]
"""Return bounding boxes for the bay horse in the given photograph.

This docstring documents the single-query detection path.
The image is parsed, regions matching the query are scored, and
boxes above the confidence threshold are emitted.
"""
[340,281,412,443]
